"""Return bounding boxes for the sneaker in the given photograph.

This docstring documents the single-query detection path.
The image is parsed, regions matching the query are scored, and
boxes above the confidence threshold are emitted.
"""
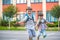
[43,35,46,38]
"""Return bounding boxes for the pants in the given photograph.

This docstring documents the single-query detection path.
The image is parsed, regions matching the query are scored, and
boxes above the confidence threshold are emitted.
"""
[37,29,47,37]
[27,29,36,37]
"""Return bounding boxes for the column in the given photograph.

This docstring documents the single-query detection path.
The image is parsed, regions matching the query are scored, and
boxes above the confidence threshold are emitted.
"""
[59,0,60,5]
[12,0,16,6]
[42,0,46,19]
[0,0,2,19]
[27,0,31,7]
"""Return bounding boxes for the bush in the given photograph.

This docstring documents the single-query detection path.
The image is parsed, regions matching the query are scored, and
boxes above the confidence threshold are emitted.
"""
[0,20,9,26]
[10,21,21,27]
[47,22,58,27]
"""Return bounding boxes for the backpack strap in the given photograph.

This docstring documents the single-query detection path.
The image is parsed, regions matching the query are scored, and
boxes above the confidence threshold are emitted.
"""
[25,13,34,23]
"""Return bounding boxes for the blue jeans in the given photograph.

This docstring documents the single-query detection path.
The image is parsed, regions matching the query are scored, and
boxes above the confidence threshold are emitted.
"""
[37,29,47,37]
[27,29,36,37]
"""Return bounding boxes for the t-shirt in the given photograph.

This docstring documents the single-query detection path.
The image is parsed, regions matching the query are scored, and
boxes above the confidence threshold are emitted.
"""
[37,18,47,30]
[20,13,35,30]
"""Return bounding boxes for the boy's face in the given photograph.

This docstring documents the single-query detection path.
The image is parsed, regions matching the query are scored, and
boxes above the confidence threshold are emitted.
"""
[27,10,32,14]
[39,16,43,19]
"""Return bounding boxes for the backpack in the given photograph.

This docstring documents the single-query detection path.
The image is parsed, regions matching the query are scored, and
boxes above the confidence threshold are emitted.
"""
[25,13,34,23]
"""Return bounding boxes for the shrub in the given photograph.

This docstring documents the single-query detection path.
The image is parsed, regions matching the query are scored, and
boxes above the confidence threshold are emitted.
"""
[0,20,9,26]
[47,22,58,27]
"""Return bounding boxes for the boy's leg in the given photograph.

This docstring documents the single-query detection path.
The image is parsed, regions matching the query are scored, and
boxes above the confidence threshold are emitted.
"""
[32,29,36,40]
[36,31,41,40]
[37,36,40,40]
[42,29,47,38]
[32,29,36,37]
[28,29,33,40]
[29,37,32,40]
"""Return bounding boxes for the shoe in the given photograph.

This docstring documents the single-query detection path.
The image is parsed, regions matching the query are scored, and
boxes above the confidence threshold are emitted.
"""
[43,35,46,38]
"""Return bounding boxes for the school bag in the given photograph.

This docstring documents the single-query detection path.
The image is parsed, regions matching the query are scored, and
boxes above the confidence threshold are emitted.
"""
[25,13,34,23]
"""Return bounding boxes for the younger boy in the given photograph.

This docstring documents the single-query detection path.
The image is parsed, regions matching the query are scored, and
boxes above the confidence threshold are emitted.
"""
[36,11,53,40]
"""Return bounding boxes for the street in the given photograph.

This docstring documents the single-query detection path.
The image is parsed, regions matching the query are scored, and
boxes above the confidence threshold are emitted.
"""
[0,31,60,40]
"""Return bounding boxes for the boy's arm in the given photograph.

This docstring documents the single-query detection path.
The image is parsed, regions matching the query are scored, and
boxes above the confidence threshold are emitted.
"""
[19,16,27,23]
[44,19,54,24]
[46,21,54,24]
[35,19,40,30]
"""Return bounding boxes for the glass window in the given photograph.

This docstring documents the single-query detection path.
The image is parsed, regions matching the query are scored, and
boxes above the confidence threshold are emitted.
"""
[55,0,58,2]
[38,0,42,2]
[46,12,51,22]
[51,0,55,2]
[46,0,50,2]
[46,11,57,22]
[23,0,26,3]
[32,11,36,21]
[34,0,38,3]
[31,0,42,3]
[46,0,58,2]
[16,0,26,4]
[3,0,11,4]
[50,16,54,22]
[31,0,34,3]
[17,0,20,3]
[11,0,13,4]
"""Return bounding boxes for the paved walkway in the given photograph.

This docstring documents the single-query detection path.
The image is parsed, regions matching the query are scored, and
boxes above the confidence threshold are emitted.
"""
[0,31,60,40]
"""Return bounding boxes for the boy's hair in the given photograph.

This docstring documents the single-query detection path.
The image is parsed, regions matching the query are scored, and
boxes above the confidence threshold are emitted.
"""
[38,11,43,16]
[26,7,32,11]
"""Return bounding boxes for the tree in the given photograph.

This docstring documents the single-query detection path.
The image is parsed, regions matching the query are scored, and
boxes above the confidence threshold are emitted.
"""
[3,5,17,29]
[50,5,60,31]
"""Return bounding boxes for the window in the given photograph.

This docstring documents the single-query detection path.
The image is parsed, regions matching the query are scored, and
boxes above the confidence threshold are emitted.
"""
[46,0,50,2]
[51,0,55,2]
[38,0,42,2]
[31,0,42,3]
[34,0,38,3]
[17,0,20,3]
[46,11,57,22]
[16,0,26,4]
[46,0,58,2]
[55,0,58,2]
[31,0,34,3]
[23,0,26,3]
[32,11,36,21]
[3,0,11,4]
[46,12,51,22]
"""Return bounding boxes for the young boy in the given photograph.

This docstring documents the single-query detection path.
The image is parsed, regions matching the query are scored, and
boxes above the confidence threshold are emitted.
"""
[19,7,36,40]
[36,11,53,40]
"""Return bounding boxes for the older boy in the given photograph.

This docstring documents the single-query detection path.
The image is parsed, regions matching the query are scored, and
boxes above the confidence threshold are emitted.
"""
[19,7,36,40]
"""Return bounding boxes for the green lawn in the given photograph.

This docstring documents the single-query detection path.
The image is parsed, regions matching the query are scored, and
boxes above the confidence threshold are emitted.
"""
[0,26,60,31]
[0,26,26,30]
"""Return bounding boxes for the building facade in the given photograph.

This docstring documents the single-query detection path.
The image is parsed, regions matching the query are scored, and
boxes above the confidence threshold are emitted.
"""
[0,0,60,22]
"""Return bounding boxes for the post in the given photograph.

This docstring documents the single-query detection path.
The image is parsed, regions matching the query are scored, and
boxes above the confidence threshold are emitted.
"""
[42,0,46,19]
[58,17,60,31]
[12,0,16,6]
[27,0,31,7]
[58,0,60,31]
[0,0,2,20]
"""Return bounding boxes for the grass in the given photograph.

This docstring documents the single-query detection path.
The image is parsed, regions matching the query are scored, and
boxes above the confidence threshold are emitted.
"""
[0,26,60,31]
[46,27,59,31]
[0,26,26,30]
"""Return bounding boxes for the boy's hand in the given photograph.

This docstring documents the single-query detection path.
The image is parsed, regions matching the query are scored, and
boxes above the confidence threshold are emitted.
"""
[35,26,38,30]
[51,22,54,24]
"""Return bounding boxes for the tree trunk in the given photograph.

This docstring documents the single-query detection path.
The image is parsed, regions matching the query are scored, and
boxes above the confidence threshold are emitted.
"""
[58,17,60,31]
[8,19,10,29]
